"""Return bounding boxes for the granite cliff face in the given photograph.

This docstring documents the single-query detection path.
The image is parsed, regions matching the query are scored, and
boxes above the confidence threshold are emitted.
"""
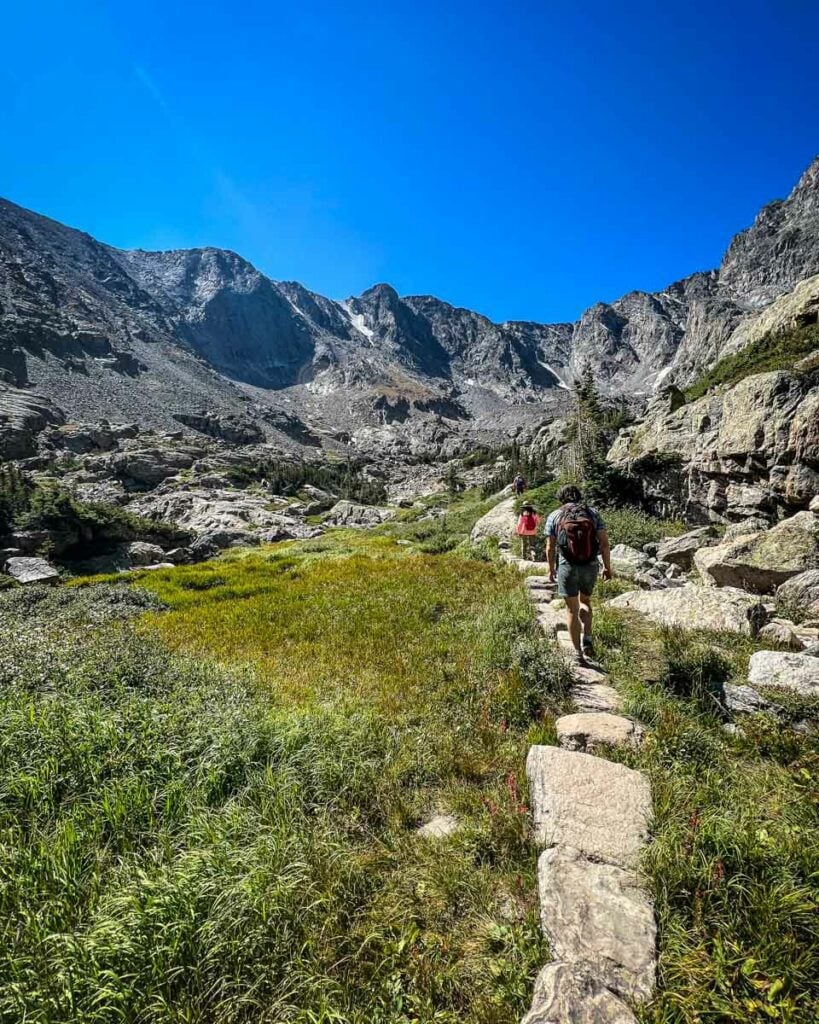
[1,157,818,467]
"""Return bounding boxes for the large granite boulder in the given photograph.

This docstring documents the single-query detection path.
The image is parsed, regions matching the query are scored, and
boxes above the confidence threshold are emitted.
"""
[694,512,819,593]
[609,544,650,577]
[747,650,819,696]
[470,495,517,544]
[4,556,60,585]
[609,584,767,635]
[656,526,720,570]
[776,569,819,618]
[323,500,394,528]
[121,541,166,566]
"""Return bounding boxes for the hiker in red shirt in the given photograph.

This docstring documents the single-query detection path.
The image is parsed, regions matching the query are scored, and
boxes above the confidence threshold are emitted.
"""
[516,502,541,561]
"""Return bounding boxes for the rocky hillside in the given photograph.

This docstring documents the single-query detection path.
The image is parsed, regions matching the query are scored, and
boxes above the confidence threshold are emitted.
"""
[2,157,819,467]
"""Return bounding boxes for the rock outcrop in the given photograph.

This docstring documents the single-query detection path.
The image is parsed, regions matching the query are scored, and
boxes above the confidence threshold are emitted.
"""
[694,512,819,593]
[469,495,517,544]
[747,650,819,696]
[776,569,819,618]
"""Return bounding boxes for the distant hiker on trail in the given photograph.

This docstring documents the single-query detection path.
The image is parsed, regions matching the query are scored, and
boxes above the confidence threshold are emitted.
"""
[516,502,541,561]
[513,474,526,496]
[544,485,612,666]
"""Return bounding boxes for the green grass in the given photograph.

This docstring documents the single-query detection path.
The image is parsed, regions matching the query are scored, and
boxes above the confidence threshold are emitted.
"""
[684,322,819,401]
[588,600,819,1023]
[0,527,574,1023]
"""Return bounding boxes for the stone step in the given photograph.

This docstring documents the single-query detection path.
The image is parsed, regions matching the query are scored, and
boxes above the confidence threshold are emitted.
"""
[556,712,644,752]
[522,962,639,1024]
[573,681,622,713]
[526,745,651,869]
[537,846,656,1002]
[536,606,566,634]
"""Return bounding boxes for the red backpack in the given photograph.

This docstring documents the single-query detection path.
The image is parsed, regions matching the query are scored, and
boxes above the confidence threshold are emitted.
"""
[556,503,599,565]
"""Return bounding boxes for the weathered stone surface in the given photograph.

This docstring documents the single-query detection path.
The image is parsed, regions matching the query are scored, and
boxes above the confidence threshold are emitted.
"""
[748,650,819,695]
[656,526,720,570]
[723,517,771,542]
[538,847,656,1001]
[324,500,395,528]
[776,569,819,618]
[694,512,819,592]
[724,683,772,714]
[573,682,623,713]
[609,544,650,577]
[522,961,638,1024]
[4,556,60,585]
[556,713,643,752]
[470,495,517,544]
[526,746,652,869]
[0,383,65,459]
[610,584,766,634]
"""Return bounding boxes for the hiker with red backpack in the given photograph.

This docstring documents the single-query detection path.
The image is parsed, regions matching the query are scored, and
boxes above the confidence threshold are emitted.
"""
[544,485,612,666]
[515,502,541,560]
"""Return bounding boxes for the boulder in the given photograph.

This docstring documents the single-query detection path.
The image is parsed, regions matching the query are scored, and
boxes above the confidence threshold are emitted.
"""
[656,526,720,570]
[469,495,517,545]
[324,500,395,528]
[0,383,65,459]
[122,541,166,567]
[757,620,804,650]
[694,512,819,593]
[609,544,650,577]
[747,650,819,696]
[4,556,60,585]
[776,569,819,618]
[609,584,767,635]
[556,713,643,752]
[526,746,652,869]
[723,683,771,714]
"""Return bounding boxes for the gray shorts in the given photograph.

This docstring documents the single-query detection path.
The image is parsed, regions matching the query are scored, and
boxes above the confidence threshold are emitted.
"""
[557,559,599,598]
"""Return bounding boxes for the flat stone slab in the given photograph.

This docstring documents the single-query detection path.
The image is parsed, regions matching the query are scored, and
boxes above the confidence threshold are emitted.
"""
[557,712,643,752]
[747,650,819,696]
[526,745,652,869]
[522,962,638,1024]
[538,846,656,1001]
[524,575,555,591]
[573,682,623,713]
[4,556,59,585]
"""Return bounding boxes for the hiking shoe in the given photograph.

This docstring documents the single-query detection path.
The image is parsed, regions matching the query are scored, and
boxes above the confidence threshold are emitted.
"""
[572,650,588,668]
[582,636,595,657]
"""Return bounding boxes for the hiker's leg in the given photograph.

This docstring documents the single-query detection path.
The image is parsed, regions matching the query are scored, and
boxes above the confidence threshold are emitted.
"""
[579,592,593,639]
[564,595,582,653]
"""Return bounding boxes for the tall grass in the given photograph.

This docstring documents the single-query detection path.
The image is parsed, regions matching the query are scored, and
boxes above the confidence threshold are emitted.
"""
[589,600,819,1023]
[0,538,568,1023]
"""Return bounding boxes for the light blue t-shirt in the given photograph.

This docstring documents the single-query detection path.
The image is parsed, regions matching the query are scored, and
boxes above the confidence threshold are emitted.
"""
[543,504,606,537]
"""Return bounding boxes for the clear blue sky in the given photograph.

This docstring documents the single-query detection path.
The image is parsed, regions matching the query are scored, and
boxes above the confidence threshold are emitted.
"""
[2,1,817,323]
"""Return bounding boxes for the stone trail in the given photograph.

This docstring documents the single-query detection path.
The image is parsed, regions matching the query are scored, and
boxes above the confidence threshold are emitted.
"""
[520,562,655,1023]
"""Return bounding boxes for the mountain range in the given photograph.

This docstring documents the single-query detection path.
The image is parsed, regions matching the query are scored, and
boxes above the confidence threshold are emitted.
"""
[1,157,818,460]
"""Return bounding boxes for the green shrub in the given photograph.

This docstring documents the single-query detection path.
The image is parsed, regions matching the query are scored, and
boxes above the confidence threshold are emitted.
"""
[685,321,819,401]
[658,627,733,707]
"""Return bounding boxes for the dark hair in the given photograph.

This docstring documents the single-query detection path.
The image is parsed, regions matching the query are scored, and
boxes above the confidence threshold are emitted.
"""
[557,484,582,504]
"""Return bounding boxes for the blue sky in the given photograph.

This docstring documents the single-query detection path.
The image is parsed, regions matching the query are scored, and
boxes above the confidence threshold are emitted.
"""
[2,1,817,323]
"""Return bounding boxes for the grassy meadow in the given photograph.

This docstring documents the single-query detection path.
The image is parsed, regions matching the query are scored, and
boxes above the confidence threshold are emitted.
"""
[1,488,817,1023]
[0,521,572,1024]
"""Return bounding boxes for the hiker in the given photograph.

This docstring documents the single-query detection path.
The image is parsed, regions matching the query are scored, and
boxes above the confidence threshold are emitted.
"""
[544,485,612,665]
[515,502,541,560]
[513,473,526,496]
